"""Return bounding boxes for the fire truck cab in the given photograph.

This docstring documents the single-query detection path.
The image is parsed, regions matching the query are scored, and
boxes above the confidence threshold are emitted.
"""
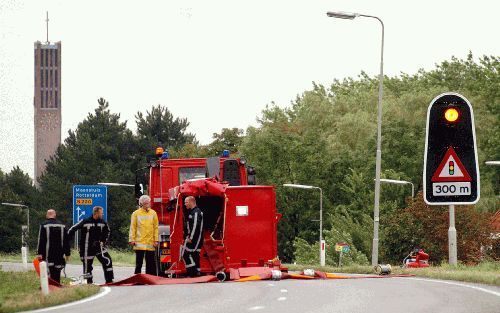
[136,149,280,277]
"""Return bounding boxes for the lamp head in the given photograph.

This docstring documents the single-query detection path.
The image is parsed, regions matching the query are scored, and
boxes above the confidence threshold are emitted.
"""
[326,11,359,20]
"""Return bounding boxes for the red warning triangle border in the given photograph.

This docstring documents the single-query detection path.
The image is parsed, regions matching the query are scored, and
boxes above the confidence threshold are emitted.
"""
[431,147,472,182]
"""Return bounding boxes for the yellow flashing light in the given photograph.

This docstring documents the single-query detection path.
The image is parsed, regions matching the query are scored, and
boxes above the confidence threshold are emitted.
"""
[444,108,459,122]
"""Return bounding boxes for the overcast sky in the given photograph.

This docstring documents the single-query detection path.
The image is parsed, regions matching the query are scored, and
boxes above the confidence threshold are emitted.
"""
[1,0,499,179]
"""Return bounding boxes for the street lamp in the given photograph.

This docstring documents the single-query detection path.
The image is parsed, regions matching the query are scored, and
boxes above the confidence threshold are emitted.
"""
[283,183,325,266]
[99,181,141,200]
[1,203,29,237]
[98,182,135,187]
[327,10,385,267]
[377,178,415,198]
[1,202,30,269]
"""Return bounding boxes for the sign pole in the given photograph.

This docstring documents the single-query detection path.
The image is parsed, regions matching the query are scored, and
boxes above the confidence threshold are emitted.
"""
[339,249,343,267]
[448,204,457,265]
[320,239,326,267]
[75,230,79,250]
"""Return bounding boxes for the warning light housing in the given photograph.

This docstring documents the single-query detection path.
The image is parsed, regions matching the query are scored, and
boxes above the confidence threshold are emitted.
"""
[444,108,459,122]
[423,92,479,205]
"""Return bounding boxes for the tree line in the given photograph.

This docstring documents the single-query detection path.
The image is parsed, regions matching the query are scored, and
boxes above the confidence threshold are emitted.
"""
[1,53,498,264]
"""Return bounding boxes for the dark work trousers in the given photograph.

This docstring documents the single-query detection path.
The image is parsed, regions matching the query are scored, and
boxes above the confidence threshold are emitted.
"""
[182,251,200,277]
[135,250,157,275]
[48,264,63,283]
[82,251,114,283]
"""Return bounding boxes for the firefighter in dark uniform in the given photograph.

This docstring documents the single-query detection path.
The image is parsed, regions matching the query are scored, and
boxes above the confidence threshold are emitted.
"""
[182,196,204,277]
[36,209,70,283]
[68,206,114,284]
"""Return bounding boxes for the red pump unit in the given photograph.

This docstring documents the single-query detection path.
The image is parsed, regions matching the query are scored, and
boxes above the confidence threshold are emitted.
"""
[403,248,430,268]
[166,178,282,276]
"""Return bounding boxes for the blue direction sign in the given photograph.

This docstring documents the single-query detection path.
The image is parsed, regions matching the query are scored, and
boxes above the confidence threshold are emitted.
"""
[72,185,107,224]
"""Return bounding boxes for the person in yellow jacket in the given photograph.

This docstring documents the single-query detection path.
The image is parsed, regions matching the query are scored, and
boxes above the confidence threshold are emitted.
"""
[129,195,159,275]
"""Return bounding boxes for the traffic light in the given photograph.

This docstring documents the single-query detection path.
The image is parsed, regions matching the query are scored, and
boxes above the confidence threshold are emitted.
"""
[423,92,480,205]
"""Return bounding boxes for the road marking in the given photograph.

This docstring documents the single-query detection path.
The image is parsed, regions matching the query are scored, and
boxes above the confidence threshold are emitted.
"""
[409,278,500,297]
[248,306,265,311]
[27,287,112,312]
[280,289,288,293]
[267,283,275,287]
[277,297,287,301]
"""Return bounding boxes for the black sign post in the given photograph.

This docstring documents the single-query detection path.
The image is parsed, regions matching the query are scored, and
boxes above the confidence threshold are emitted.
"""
[423,92,480,265]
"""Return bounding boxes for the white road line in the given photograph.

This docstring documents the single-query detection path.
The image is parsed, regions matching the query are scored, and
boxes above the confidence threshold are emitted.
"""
[408,277,500,297]
[267,283,275,287]
[25,286,112,312]
[280,289,288,293]
[277,297,287,301]
[248,306,265,311]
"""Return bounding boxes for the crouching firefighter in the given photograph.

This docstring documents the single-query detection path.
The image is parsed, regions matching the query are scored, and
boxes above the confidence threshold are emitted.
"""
[182,196,204,277]
[68,206,114,284]
[36,209,70,284]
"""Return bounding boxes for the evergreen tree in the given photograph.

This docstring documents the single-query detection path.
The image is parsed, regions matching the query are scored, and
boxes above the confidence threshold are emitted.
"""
[38,98,137,248]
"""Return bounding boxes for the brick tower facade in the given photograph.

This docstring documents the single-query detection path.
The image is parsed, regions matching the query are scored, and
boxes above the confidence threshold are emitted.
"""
[34,41,61,184]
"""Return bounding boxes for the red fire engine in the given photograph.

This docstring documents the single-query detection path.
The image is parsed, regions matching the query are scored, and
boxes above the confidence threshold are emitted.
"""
[135,148,283,278]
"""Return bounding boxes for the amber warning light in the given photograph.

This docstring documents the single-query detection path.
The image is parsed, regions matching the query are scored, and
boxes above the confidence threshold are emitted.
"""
[444,108,459,122]
[155,147,164,157]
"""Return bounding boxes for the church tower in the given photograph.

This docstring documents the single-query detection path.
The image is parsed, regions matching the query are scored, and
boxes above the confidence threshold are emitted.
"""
[34,13,61,184]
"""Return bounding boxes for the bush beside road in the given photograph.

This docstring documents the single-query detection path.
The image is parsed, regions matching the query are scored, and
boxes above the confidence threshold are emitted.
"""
[0,269,100,313]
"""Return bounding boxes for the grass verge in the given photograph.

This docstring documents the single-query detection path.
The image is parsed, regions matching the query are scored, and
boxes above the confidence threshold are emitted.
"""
[286,261,500,286]
[0,248,136,267]
[0,270,100,313]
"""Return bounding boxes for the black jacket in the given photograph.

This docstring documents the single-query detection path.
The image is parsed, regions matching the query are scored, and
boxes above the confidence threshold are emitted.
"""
[68,216,110,257]
[37,218,70,266]
[185,207,204,252]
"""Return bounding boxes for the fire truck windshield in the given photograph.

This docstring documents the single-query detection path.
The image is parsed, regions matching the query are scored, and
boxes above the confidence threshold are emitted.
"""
[179,167,206,184]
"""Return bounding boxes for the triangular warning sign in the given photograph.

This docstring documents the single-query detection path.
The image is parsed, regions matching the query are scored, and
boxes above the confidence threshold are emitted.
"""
[431,147,472,182]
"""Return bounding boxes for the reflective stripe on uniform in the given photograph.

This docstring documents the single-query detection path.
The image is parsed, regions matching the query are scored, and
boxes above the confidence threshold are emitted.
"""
[36,226,41,254]
[193,212,203,249]
[84,229,90,275]
[60,227,64,249]
[135,243,154,249]
[137,215,153,222]
[45,226,50,262]
[101,249,111,266]
[184,246,202,252]
[190,212,198,240]
[185,255,195,268]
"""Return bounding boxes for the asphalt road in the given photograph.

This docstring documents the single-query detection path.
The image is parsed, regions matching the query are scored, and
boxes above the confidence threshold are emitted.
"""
[2,262,499,313]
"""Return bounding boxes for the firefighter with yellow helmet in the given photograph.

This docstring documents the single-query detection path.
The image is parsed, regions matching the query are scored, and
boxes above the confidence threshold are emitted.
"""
[129,195,159,275]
